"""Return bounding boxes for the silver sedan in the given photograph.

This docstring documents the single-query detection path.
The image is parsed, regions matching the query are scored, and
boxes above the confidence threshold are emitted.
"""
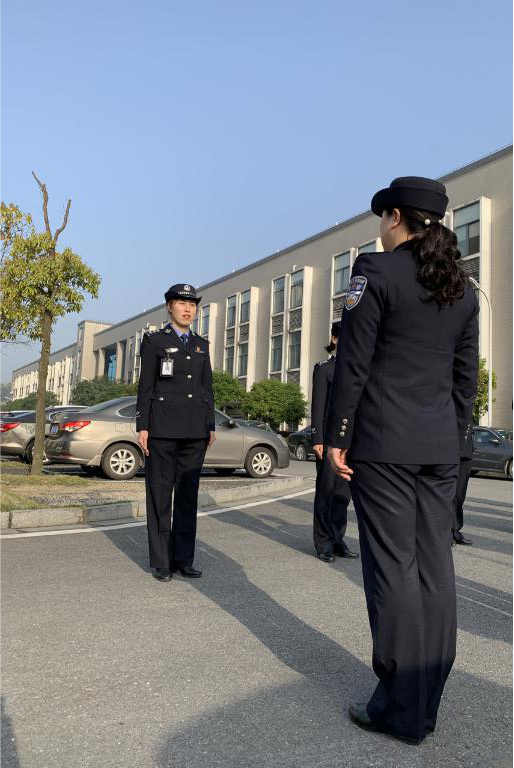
[45,396,290,480]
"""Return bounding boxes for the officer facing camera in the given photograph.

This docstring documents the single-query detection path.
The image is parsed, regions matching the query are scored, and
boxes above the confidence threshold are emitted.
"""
[136,283,215,583]
[311,320,358,563]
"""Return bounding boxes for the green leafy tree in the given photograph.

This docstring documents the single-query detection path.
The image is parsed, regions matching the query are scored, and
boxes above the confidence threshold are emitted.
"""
[211,370,246,411]
[473,357,497,424]
[0,381,12,402]
[243,379,307,430]
[71,377,138,406]
[1,174,100,474]
[2,391,59,411]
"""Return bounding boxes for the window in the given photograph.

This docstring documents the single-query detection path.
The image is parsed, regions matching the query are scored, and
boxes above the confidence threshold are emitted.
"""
[225,346,234,375]
[334,251,351,295]
[358,241,376,254]
[290,270,303,309]
[288,330,301,369]
[240,291,250,324]
[191,317,199,334]
[201,305,210,336]
[454,202,480,258]
[273,277,285,314]
[473,428,493,443]
[103,345,117,381]
[227,296,236,327]
[271,335,282,372]
[118,404,137,418]
[238,343,248,376]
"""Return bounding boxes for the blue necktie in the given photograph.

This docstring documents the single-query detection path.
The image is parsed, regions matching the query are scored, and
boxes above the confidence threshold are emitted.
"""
[180,333,188,346]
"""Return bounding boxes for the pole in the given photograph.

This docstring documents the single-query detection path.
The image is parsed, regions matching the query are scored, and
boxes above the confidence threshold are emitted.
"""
[469,277,492,426]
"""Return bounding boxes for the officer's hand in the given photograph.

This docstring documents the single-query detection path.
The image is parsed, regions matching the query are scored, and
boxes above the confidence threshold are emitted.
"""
[138,430,150,456]
[313,443,324,460]
[327,447,353,481]
[208,431,216,449]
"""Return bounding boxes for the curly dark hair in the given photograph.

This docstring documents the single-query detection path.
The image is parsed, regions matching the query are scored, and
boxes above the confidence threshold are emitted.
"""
[388,207,468,305]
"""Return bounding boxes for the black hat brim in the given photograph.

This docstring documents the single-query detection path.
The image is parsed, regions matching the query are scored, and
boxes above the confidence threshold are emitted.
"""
[371,187,448,219]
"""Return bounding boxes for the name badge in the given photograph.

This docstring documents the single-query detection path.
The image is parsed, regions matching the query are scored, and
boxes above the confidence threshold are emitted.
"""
[160,359,174,377]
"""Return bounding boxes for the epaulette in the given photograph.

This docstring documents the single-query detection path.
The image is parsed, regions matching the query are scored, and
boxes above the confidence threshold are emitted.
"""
[316,359,329,366]
[144,328,161,337]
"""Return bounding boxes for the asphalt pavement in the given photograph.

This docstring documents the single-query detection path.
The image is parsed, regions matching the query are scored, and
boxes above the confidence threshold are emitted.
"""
[1,470,512,768]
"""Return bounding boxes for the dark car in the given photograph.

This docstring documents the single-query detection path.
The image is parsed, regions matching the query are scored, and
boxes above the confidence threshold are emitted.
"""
[472,426,513,479]
[288,426,316,461]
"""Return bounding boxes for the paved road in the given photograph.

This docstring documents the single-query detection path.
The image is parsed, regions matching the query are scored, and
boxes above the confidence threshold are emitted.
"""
[2,481,512,768]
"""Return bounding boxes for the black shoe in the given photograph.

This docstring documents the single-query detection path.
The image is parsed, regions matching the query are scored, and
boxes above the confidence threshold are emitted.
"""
[174,565,202,578]
[317,552,335,563]
[453,533,473,546]
[335,545,359,559]
[349,703,423,746]
[152,568,172,582]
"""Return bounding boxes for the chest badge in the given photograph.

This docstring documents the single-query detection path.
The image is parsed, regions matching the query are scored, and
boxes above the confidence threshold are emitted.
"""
[195,346,205,353]
[345,276,368,310]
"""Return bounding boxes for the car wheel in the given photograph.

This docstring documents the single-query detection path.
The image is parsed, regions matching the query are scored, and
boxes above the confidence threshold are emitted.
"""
[507,461,513,480]
[295,443,307,461]
[101,443,140,480]
[214,468,236,476]
[244,446,276,478]
[24,440,34,463]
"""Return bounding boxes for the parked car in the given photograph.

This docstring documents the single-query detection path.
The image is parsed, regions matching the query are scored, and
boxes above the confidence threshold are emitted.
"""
[0,410,32,420]
[45,396,290,480]
[471,426,513,479]
[0,406,87,463]
[288,426,316,461]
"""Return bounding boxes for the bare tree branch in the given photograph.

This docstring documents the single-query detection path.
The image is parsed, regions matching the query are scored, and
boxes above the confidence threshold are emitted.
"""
[31,171,51,235]
[53,199,71,243]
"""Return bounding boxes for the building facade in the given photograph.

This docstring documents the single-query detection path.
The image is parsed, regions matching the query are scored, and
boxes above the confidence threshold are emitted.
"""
[11,147,513,427]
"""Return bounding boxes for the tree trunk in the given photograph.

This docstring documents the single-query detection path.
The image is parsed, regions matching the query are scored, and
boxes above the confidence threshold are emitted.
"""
[31,308,53,475]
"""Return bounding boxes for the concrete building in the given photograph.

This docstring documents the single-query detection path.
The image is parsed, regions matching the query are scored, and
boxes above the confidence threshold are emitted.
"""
[11,146,513,427]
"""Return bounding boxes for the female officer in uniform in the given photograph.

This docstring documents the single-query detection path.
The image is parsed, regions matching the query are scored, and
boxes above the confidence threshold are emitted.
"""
[311,321,358,562]
[136,283,215,582]
[326,177,478,745]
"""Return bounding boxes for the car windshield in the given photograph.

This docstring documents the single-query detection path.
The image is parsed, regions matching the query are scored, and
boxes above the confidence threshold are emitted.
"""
[495,429,513,441]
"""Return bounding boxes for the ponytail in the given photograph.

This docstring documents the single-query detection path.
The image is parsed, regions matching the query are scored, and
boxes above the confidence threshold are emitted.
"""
[390,207,468,305]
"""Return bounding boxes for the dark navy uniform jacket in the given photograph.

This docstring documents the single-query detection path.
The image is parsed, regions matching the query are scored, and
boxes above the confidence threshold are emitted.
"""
[136,324,215,439]
[325,241,479,464]
[311,356,336,444]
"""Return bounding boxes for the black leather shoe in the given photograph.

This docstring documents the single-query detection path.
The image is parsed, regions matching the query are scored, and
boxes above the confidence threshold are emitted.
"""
[152,568,172,582]
[349,703,423,746]
[453,533,473,546]
[335,545,359,559]
[175,566,202,578]
[317,552,335,563]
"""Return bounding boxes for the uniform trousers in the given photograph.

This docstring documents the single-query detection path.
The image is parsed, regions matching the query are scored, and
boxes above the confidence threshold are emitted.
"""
[350,461,459,743]
[145,437,207,569]
[452,458,472,536]
[313,449,351,554]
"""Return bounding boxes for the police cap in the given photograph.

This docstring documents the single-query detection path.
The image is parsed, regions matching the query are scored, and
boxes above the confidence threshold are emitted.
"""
[164,283,202,304]
[371,176,449,219]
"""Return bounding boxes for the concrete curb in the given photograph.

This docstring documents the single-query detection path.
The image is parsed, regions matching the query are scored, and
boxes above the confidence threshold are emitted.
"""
[2,475,311,530]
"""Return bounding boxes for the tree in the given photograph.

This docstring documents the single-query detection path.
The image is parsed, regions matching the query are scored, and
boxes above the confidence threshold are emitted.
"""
[1,175,100,474]
[0,381,12,402]
[2,391,59,411]
[211,370,246,411]
[473,357,497,424]
[71,377,138,406]
[243,379,307,430]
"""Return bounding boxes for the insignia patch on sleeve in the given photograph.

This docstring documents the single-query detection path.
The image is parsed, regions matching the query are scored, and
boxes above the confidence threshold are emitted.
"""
[345,276,368,310]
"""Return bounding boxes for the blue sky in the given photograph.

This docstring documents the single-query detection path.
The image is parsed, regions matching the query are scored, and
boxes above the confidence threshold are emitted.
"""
[2,0,512,381]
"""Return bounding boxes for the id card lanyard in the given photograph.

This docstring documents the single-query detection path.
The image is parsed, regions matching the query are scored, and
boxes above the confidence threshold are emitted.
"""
[160,348,176,377]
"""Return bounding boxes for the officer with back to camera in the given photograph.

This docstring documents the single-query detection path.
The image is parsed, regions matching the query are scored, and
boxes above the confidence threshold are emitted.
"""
[311,320,358,562]
[326,177,478,745]
[136,283,215,582]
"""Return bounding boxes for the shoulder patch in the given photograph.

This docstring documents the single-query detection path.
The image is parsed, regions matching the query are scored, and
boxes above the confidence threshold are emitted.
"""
[345,276,367,310]
[144,329,159,337]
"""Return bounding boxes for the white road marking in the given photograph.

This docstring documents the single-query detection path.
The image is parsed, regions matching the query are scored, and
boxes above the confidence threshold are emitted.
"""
[457,593,513,618]
[1,487,316,540]
[455,581,513,605]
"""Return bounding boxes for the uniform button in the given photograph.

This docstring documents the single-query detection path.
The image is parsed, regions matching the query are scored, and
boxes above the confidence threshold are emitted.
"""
[188,394,193,398]
[186,356,191,360]
[187,374,192,379]
[159,397,164,401]
[343,419,348,424]
[339,431,344,437]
